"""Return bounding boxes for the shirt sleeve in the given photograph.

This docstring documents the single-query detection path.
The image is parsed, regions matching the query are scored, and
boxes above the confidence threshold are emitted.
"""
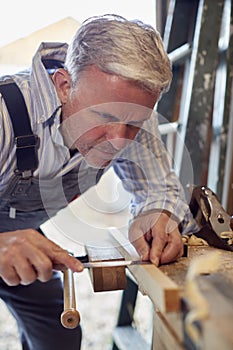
[113,113,199,235]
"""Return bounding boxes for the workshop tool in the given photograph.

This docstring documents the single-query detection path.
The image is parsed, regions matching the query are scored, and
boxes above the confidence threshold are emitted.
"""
[82,259,151,268]
[85,245,128,292]
[60,268,80,329]
[59,257,150,328]
[189,185,233,251]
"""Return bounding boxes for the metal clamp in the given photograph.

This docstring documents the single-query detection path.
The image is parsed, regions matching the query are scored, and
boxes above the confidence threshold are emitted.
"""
[189,186,233,251]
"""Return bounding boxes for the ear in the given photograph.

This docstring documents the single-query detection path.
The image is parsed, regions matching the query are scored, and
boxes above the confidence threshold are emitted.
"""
[52,69,71,104]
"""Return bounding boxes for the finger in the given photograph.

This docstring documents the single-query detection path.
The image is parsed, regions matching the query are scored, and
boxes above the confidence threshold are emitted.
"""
[130,236,150,261]
[14,259,38,285]
[0,266,21,286]
[43,242,84,273]
[9,238,54,283]
[149,232,168,266]
[32,234,84,273]
[60,254,84,272]
[160,232,183,264]
[149,213,180,265]
[0,233,53,284]
[53,263,66,271]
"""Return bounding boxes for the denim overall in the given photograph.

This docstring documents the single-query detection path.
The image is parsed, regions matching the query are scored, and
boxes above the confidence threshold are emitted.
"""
[0,168,83,350]
[0,80,85,349]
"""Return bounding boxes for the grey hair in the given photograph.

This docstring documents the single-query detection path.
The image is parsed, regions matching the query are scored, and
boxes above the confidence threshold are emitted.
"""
[65,14,172,95]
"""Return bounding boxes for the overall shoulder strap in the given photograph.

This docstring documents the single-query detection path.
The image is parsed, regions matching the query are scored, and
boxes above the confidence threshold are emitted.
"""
[0,80,39,177]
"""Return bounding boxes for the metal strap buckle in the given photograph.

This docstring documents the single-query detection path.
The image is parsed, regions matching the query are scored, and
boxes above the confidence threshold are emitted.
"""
[15,135,39,149]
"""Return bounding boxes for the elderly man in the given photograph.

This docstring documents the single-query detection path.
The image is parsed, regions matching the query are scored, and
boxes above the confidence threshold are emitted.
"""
[0,15,198,350]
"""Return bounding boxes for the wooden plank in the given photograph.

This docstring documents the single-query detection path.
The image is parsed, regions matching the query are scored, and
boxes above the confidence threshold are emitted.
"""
[85,245,127,292]
[130,265,181,313]
[152,310,184,350]
[109,228,181,313]
[110,228,233,348]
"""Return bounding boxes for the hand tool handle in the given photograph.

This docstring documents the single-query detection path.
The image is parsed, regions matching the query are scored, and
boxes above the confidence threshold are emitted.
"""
[60,269,80,329]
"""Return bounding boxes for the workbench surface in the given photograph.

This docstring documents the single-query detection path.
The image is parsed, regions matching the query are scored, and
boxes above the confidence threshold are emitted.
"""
[160,246,233,289]
[146,246,233,350]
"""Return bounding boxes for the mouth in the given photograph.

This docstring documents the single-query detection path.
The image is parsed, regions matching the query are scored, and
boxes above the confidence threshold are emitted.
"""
[92,147,118,159]
[77,140,122,165]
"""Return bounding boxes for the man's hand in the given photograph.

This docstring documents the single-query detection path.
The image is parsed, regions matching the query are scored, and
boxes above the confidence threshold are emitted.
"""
[0,229,83,286]
[129,211,183,266]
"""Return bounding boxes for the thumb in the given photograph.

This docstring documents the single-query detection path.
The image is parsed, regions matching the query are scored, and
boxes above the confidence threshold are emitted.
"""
[130,235,150,261]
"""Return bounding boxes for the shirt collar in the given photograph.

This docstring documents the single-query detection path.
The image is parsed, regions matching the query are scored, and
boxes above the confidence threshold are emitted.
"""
[30,42,68,124]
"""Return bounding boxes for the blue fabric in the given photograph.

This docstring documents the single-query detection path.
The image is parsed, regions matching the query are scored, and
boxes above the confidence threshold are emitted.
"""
[0,272,81,350]
[0,167,83,349]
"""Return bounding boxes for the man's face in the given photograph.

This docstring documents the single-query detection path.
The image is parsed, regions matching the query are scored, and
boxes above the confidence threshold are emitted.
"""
[59,66,159,168]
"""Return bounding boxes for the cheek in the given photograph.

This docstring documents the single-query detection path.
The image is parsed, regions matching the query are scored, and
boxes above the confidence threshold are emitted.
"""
[127,126,140,140]
[75,127,106,147]
[62,100,77,120]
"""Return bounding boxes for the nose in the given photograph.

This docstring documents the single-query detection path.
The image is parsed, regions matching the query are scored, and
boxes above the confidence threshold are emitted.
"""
[106,123,129,150]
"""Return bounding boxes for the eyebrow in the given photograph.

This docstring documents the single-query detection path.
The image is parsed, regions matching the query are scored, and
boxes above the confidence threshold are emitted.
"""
[90,108,149,124]
[90,109,121,122]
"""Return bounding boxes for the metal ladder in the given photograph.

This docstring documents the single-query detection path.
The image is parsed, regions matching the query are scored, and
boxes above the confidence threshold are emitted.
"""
[157,0,233,210]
